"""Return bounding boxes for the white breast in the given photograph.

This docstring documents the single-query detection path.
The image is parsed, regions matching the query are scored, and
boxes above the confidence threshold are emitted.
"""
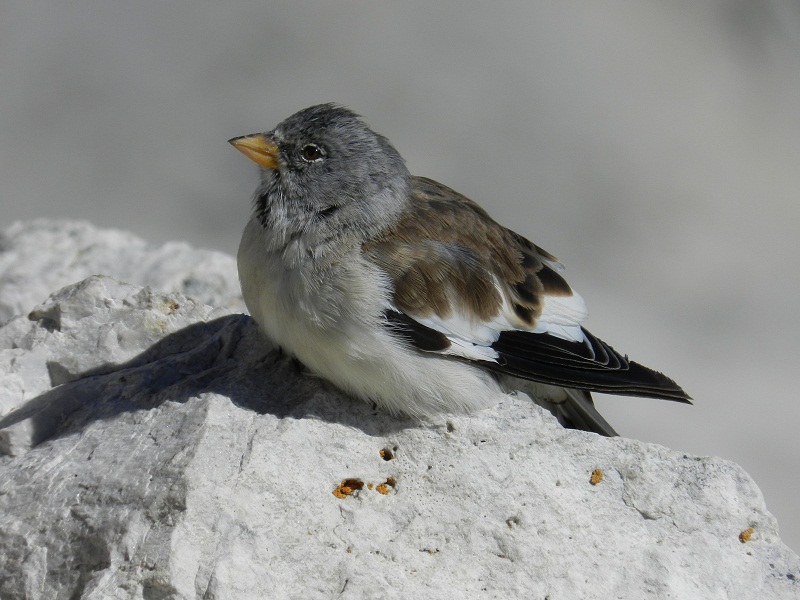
[236,217,508,418]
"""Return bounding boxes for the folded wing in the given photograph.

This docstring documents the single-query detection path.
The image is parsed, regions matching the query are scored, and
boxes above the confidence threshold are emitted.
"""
[365,176,691,430]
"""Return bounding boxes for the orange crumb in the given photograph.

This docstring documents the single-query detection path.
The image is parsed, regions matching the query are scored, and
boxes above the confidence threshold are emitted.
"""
[590,469,604,485]
[376,477,397,496]
[739,527,754,543]
[332,478,364,499]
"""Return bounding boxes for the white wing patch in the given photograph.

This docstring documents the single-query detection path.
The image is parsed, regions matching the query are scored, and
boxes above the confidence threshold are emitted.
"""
[533,256,589,343]
[532,290,588,343]
[388,273,590,363]
[403,310,501,362]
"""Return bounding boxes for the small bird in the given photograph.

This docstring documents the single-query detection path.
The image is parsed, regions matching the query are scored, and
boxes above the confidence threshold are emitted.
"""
[230,104,690,436]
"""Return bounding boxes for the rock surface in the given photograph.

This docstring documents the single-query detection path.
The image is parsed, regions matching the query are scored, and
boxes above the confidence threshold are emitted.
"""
[0,219,245,326]
[0,221,798,599]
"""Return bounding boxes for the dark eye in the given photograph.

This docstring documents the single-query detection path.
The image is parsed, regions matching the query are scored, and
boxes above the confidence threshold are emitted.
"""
[301,143,324,162]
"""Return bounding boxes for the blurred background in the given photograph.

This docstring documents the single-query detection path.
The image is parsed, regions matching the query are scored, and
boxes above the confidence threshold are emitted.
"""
[2,1,798,552]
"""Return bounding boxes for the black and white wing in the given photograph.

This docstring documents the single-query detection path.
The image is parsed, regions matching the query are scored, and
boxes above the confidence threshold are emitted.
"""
[365,176,691,435]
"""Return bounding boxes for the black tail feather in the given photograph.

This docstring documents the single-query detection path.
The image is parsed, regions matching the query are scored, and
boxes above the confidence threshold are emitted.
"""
[489,327,692,403]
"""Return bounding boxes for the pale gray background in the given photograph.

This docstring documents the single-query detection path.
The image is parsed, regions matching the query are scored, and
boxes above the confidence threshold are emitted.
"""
[2,1,798,553]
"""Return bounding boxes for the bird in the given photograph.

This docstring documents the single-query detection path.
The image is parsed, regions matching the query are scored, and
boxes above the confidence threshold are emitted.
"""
[230,103,690,436]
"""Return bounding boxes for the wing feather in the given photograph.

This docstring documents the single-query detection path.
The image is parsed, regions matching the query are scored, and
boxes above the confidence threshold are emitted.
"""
[366,175,691,406]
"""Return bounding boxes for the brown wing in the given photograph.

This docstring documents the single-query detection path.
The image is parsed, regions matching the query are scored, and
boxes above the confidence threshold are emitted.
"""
[363,175,574,327]
[363,176,691,410]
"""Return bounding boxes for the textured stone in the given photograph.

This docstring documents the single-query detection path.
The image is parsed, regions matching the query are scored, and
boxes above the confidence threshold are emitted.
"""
[0,222,798,599]
[0,219,244,326]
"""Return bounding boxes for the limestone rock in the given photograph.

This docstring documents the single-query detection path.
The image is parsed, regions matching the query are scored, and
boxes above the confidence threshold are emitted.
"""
[0,222,798,599]
[0,219,244,325]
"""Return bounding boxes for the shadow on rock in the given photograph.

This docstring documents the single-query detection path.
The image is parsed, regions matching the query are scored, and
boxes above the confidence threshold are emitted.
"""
[0,314,414,454]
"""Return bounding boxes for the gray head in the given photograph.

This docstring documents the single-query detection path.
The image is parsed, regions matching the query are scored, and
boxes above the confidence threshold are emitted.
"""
[230,104,410,247]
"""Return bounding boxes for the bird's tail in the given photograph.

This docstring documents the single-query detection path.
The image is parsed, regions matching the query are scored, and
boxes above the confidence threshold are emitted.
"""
[553,388,618,437]
[503,377,619,436]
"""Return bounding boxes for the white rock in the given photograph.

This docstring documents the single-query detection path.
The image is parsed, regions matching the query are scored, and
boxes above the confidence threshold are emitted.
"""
[0,221,798,599]
[0,219,244,325]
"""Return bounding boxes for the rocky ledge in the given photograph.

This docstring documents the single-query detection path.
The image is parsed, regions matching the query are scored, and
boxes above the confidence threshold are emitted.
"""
[0,220,798,599]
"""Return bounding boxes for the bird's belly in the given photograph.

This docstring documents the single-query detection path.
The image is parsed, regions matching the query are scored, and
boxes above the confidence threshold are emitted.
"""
[236,218,505,417]
[237,219,386,382]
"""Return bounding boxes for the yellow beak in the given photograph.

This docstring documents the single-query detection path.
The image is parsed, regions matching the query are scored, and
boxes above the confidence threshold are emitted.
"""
[228,133,279,169]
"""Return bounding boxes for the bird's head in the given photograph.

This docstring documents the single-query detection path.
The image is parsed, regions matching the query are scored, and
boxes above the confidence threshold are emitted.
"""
[230,104,410,235]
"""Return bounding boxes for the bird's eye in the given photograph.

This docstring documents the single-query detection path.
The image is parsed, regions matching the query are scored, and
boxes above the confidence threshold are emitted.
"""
[301,143,324,162]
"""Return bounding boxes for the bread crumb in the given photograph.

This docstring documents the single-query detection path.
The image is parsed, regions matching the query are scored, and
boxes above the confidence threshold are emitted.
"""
[376,477,397,495]
[590,469,604,485]
[332,478,364,499]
